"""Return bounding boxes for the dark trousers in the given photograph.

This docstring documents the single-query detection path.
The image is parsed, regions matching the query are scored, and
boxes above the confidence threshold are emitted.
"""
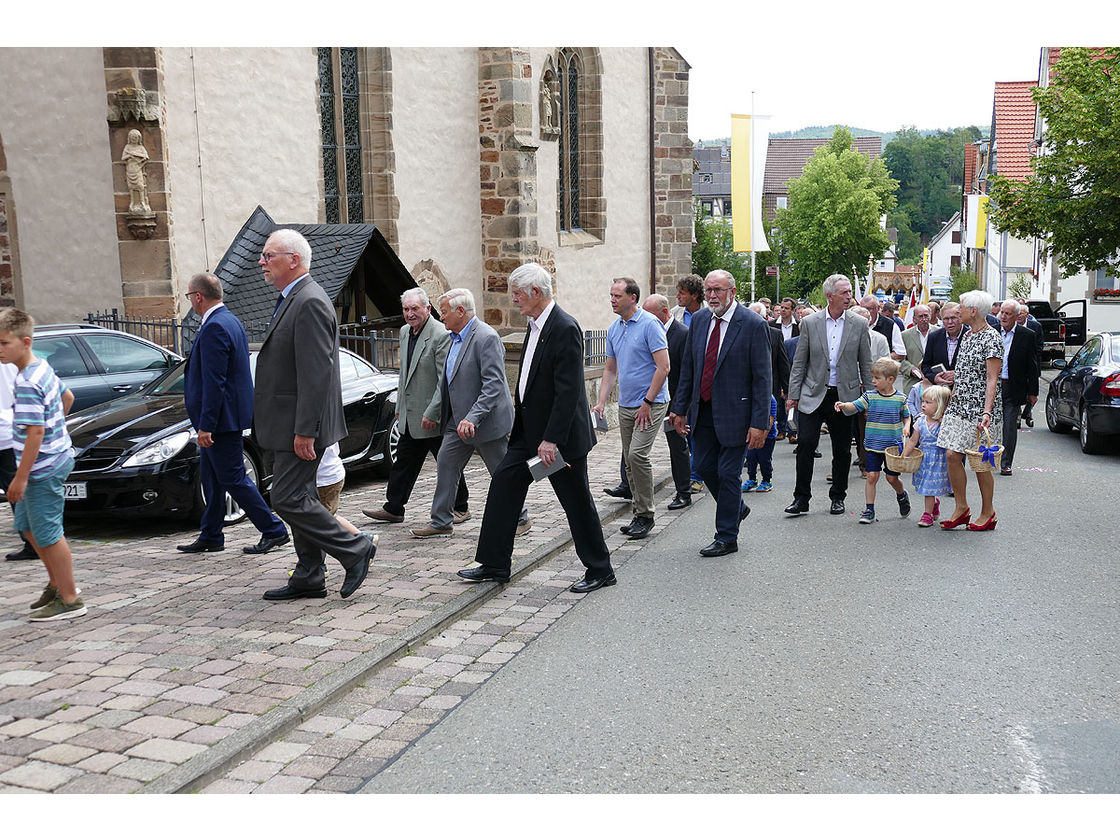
[474,443,611,579]
[384,427,468,516]
[1002,391,1022,468]
[271,448,371,590]
[0,448,34,553]
[794,388,853,504]
[692,401,748,542]
[199,431,286,545]
[616,421,692,497]
[744,436,776,481]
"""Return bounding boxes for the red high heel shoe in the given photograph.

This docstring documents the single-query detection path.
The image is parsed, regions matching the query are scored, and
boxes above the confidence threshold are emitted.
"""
[967,513,997,531]
[940,507,971,530]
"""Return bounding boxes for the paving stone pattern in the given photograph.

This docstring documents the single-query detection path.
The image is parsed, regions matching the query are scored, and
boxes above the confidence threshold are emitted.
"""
[0,429,673,793]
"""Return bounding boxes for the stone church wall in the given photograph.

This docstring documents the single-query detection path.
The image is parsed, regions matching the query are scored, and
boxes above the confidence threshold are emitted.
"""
[0,48,123,323]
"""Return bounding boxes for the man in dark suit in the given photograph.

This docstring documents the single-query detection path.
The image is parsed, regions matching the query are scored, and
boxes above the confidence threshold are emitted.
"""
[997,300,1040,475]
[644,294,692,510]
[253,230,376,601]
[458,263,614,593]
[751,302,791,420]
[410,288,528,538]
[1016,301,1044,427]
[921,302,971,388]
[669,270,771,557]
[178,272,289,555]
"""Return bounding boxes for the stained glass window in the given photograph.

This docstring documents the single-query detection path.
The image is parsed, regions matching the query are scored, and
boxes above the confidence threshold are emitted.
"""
[317,47,364,224]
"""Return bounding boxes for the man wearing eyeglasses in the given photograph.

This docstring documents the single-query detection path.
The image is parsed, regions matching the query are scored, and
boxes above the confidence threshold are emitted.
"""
[669,269,771,557]
[254,230,377,602]
[178,272,289,556]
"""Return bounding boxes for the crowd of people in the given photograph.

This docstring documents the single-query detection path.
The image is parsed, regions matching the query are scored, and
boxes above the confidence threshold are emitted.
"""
[4,240,1043,621]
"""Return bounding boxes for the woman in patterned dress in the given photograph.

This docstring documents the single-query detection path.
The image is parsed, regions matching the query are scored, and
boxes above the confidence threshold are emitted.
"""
[937,289,1003,531]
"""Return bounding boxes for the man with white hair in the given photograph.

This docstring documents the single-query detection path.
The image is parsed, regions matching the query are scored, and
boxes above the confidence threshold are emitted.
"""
[898,303,932,395]
[860,294,905,360]
[458,263,614,593]
[255,229,376,601]
[410,288,530,538]
[363,288,469,526]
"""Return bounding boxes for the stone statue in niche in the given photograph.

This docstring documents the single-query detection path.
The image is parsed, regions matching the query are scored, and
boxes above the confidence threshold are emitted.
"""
[122,129,152,215]
[539,76,560,139]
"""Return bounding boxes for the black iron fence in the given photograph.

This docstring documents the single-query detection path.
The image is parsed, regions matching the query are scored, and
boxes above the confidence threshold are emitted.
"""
[85,309,401,371]
[583,329,608,366]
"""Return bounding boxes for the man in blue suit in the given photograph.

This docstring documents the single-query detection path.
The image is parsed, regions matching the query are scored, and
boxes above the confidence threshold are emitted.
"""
[669,270,772,557]
[178,272,289,555]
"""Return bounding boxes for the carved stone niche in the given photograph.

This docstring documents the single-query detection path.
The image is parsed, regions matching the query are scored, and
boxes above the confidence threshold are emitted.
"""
[410,259,450,305]
[121,128,156,239]
[539,57,560,141]
[108,87,161,124]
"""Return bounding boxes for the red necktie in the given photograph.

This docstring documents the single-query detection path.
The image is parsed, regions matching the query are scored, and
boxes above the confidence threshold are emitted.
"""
[700,318,720,401]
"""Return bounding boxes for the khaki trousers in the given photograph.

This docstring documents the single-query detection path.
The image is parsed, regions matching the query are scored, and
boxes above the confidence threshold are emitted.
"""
[618,402,668,518]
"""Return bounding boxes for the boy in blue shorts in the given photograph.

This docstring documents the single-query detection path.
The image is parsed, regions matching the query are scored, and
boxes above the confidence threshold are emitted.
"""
[835,357,911,524]
[0,308,85,621]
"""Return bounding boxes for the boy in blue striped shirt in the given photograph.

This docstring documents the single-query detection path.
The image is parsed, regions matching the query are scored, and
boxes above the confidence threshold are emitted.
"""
[835,357,911,524]
[0,309,85,621]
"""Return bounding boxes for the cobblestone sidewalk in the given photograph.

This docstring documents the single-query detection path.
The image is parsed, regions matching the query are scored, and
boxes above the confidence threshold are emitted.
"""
[0,428,674,793]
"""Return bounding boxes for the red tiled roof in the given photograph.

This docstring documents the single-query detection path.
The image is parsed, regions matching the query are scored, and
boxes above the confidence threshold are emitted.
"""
[963,142,979,193]
[992,81,1037,183]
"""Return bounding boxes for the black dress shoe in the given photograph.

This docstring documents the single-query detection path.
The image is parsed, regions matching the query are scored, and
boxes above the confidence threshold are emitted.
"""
[262,584,328,600]
[667,494,691,510]
[619,519,634,535]
[829,500,845,515]
[813,450,822,458]
[177,539,225,553]
[626,516,654,540]
[740,504,750,522]
[456,566,510,584]
[700,540,738,557]
[5,544,37,561]
[243,532,291,555]
[603,484,633,500]
[569,573,617,593]
[340,536,377,598]
[784,499,809,516]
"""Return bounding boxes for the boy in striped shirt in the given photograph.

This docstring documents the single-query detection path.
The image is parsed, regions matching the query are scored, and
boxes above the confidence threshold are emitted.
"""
[0,308,85,621]
[835,357,912,524]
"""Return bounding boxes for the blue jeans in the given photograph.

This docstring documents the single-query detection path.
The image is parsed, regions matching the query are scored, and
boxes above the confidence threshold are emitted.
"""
[744,437,776,481]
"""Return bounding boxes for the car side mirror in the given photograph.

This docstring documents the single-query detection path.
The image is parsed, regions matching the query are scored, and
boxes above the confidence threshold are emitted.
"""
[1051,359,1067,369]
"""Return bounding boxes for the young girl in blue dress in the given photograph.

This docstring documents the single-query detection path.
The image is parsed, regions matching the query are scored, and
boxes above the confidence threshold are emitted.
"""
[902,384,951,527]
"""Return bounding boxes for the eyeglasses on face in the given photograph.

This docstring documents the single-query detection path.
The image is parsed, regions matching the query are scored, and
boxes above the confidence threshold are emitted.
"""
[260,251,295,262]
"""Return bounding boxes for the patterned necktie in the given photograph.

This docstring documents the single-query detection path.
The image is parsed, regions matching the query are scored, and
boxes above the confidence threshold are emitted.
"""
[700,318,721,401]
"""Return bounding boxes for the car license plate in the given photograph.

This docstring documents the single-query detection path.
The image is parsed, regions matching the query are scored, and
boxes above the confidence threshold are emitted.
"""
[63,482,87,500]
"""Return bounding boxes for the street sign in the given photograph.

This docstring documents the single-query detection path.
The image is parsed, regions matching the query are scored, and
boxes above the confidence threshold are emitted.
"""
[765,266,778,276]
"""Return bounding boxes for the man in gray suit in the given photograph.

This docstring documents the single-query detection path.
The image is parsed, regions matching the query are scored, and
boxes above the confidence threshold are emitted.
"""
[898,303,932,395]
[362,288,468,525]
[785,273,873,516]
[255,229,376,601]
[410,288,530,538]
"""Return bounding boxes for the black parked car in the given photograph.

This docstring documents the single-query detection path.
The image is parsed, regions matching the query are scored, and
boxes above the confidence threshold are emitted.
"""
[34,324,183,411]
[1045,331,1120,454]
[61,348,399,523]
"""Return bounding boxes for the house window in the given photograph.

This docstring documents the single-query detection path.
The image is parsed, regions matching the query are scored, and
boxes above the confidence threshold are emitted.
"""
[1094,267,1118,290]
[776,196,788,210]
[318,47,364,224]
[555,48,604,243]
[701,200,713,216]
[699,173,714,184]
[723,199,732,215]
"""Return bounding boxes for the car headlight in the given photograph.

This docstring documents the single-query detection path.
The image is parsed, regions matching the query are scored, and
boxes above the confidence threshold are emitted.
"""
[121,430,192,468]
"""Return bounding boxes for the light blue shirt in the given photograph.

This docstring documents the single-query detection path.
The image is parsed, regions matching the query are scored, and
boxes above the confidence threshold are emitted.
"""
[446,316,475,382]
[606,306,669,408]
[1001,325,1015,379]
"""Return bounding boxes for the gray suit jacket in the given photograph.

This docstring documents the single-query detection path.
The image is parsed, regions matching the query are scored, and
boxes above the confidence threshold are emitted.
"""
[253,275,347,451]
[397,314,450,439]
[440,318,514,443]
[787,308,873,414]
[899,326,928,394]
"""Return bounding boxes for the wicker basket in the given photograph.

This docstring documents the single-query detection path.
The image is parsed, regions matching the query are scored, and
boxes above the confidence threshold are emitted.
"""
[966,427,1003,473]
[884,445,923,474]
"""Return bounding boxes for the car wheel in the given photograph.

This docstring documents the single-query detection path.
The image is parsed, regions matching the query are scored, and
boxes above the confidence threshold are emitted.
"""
[1046,391,1071,434]
[196,449,260,525]
[373,418,400,478]
[1079,404,1106,454]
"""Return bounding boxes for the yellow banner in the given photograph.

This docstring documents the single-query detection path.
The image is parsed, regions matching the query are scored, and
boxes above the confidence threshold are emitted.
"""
[975,196,989,249]
[731,114,753,253]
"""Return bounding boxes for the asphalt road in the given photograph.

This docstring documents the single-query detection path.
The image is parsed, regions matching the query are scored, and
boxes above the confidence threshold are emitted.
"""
[360,392,1120,794]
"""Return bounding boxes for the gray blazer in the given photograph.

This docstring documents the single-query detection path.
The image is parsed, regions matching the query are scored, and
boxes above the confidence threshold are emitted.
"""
[440,318,514,443]
[397,314,449,440]
[253,275,347,451]
[898,326,927,394]
[787,308,873,414]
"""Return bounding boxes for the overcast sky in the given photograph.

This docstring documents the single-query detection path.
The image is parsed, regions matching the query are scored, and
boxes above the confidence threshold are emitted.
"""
[10,0,1104,145]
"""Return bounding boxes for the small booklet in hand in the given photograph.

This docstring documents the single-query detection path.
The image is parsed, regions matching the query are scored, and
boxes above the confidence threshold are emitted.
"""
[527,451,567,481]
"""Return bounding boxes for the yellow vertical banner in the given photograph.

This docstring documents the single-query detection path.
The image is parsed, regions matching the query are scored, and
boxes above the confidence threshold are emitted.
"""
[975,196,989,249]
[731,114,752,253]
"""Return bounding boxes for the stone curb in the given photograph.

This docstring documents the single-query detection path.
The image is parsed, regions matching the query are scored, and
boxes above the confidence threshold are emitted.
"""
[143,470,674,793]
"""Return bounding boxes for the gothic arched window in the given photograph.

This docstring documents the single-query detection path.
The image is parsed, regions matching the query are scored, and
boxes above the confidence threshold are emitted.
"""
[554,48,604,244]
[318,47,364,224]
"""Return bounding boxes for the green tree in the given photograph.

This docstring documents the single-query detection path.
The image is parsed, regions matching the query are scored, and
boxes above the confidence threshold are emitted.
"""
[692,204,749,291]
[950,265,979,301]
[989,48,1120,274]
[774,127,899,296]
